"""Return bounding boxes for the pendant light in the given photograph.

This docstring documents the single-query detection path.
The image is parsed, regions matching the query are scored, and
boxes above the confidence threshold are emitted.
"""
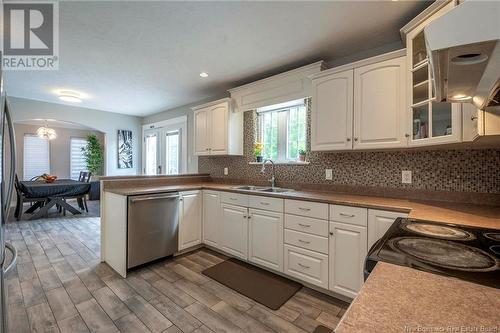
[36,121,57,140]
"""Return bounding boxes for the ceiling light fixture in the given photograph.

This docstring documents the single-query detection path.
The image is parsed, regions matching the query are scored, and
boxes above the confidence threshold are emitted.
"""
[199,72,208,78]
[59,95,82,103]
[451,94,472,101]
[58,90,83,103]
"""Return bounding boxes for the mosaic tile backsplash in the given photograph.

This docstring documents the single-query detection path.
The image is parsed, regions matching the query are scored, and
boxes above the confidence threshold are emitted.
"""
[198,102,500,196]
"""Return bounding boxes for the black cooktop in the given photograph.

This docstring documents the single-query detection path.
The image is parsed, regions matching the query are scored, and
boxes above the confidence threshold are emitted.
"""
[365,218,500,289]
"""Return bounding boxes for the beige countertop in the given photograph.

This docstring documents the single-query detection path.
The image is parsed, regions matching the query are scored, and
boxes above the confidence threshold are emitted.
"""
[104,181,500,331]
[104,182,500,229]
[335,262,500,333]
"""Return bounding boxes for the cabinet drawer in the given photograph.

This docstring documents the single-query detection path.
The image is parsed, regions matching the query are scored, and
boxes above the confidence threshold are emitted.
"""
[284,244,328,289]
[285,200,328,220]
[329,204,367,226]
[221,192,248,206]
[285,214,328,237]
[249,195,283,212]
[285,229,328,254]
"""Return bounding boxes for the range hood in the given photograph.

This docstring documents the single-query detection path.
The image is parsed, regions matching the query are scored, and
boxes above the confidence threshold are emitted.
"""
[425,0,499,110]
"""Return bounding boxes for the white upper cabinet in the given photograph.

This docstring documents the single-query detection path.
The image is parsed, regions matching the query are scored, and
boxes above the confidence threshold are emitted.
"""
[209,104,229,154]
[310,50,408,151]
[192,98,243,156]
[193,108,210,155]
[353,56,407,149]
[179,191,202,251]
[402,1,462,147]
[311,70,353,151]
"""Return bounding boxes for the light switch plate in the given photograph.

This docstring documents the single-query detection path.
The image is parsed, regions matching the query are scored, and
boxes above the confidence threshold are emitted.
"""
[402,170,412,184]
[325,169,333,180]
[224,167,229,176]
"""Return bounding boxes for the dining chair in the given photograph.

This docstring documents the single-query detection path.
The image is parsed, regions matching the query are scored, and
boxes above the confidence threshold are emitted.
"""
[14,174,47,221]
[78,171,92,183]
[63,171,92,215]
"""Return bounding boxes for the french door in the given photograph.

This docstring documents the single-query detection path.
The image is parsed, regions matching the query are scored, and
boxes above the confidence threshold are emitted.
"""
[144,126,184,175]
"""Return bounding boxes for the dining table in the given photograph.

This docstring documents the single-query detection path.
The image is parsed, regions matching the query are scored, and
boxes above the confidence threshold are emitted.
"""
[19,179,91,220]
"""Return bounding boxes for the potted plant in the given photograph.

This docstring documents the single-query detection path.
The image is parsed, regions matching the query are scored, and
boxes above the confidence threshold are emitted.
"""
[82,134,104,178]
[254,142,264,163]
[298,149,306,162]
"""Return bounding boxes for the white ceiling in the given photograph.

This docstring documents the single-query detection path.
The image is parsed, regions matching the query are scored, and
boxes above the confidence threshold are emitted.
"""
[5,1,431,117]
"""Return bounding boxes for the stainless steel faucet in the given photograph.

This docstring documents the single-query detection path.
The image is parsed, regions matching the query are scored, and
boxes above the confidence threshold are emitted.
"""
[261,159,276,188]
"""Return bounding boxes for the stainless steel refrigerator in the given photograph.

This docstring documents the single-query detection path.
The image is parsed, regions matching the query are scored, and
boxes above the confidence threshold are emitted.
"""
[0,57,18,333]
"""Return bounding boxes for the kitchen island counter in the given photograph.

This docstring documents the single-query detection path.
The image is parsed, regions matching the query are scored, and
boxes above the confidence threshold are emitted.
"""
[335,261,500,333]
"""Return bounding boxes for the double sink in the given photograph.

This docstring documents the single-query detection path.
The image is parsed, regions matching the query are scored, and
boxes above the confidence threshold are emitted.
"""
[232,185,293,193]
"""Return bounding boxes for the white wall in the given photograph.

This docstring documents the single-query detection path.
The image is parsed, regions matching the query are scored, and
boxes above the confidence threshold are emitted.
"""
[14,123,105,180]
[142,94,228,173]
[9,97,142,176]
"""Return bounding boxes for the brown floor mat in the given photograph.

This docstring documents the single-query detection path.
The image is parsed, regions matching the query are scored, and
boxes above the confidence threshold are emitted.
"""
[202,258,302,310]
[313,325,333,333]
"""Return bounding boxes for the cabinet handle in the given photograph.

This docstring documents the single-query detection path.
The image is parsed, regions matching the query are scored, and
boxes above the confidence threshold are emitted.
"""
[260,202,270,206]
[247,215,251,219]
[298,223,311,228]
[354,137,358,142]
[405,133,410,138]
[329,232,334,236]
[339,212,355,218]
[298,207,311,212]
[298,239,310,244]
[243,215,247,219]
[298,263,310,269]
[471,116,478,121]
[230,197,238,201]
[346,138,351,142]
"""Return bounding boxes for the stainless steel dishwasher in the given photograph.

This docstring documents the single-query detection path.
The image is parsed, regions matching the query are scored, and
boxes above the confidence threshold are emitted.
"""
[127,192,179,269]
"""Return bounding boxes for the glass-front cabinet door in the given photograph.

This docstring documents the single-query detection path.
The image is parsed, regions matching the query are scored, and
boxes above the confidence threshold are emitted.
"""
[406,2,461,147]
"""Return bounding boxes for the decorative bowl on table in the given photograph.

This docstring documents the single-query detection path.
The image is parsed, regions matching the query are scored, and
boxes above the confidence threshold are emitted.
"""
[41,174,57,183]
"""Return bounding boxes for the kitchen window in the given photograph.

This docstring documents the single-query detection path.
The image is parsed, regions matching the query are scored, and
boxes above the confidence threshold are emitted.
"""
[70,137,87,180]
[23,134,50,180]
[257,99,307,162]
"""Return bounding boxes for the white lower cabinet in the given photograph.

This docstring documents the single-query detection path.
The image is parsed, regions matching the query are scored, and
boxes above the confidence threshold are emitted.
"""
[178,191,202,251]
[202,190,221,248]
[284,244,328,289]
[328,221,367,299]
[220,203,248,260]
[248,208,283,272]
[198,191,409,300]
[367,209,408,249]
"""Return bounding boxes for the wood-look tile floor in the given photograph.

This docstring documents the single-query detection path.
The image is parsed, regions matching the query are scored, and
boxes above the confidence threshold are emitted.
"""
[5,215,349,333]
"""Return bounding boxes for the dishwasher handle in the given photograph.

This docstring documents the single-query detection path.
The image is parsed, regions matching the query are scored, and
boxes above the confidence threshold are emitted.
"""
[129,194,179,203]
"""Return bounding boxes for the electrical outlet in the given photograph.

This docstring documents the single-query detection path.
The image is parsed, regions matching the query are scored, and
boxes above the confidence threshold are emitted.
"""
[325,169,333,180]
[402,170,412,184]
[224,167,229,176]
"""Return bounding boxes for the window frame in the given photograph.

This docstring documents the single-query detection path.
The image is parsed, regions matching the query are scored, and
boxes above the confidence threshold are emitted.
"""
[257,99,307,162]
[23,134,51,180]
